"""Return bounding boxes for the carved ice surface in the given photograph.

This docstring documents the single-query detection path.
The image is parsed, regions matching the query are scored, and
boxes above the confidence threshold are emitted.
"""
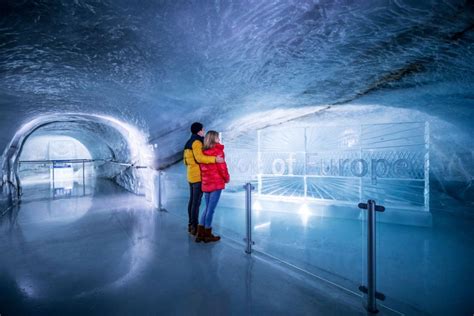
[0,1,473,314]
[0,0,472,203]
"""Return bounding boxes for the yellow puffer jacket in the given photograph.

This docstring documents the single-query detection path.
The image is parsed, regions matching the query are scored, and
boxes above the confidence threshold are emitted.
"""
[183,135,216,183]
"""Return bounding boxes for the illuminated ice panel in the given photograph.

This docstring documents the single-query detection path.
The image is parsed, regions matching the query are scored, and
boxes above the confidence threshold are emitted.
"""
[360,149,425,181]
[259,152,305,176]
[360,122,426,149]
[225,149,258,183]
[222,132,258,184]
[306,177,360,202]
[254,122,429,211]
[260,176,305,198]
[306,150,361,176]
[361,179,425,208]
[306,125,361,151]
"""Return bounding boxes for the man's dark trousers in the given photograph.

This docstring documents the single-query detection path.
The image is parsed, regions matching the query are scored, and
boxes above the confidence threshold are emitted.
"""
[188,182,203,228]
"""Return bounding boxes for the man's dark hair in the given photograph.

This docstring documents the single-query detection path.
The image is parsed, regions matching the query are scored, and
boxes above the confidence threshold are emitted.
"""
[191,122,203,134]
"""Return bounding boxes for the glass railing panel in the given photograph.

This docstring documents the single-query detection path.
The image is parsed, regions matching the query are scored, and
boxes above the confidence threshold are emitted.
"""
[373,201,474,315]
[249,195,364,293]
[222,127,365,295]
[210,182,249,243]
[358,122,434,314]
[219,122,431,313]
[216,133,258,242]
[18,160,98,200]
[160,169,248,242]
[161,169,189,220]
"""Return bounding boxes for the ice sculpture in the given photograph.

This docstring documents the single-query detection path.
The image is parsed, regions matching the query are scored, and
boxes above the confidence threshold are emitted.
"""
[250,122,430,211]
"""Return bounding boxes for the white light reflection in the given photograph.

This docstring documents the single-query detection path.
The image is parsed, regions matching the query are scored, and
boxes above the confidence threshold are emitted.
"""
[253,200,262,212]
[299,203,311,227]
[254,221,271,230]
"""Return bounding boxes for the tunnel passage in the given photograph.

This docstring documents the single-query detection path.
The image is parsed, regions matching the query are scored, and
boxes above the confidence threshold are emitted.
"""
[1,114,152,202]
[18,134,93,199]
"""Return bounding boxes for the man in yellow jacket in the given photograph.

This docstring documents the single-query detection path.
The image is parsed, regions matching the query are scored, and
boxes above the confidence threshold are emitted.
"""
[184,122,223,235]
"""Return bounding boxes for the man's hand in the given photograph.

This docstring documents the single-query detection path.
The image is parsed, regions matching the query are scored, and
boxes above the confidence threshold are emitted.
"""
[216,156,224,163]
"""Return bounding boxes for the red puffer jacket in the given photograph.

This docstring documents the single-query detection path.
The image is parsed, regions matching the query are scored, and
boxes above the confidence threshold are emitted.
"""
[200,143,230,192]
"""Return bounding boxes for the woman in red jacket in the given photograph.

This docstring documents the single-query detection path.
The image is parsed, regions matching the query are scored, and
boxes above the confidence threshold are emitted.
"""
[196,131,230,243]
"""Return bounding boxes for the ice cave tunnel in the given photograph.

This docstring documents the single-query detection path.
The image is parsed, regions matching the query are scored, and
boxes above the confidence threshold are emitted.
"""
[0,1,473,315]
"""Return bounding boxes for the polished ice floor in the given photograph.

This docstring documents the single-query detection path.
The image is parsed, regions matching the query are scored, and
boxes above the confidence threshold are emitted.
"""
[163,185,474,315]
[0,180,377,316]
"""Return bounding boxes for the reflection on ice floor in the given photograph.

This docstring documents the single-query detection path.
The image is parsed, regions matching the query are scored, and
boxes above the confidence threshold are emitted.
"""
[0,179,369,315]
[3,177,472,315]
[165,191,474,316]
[0,180,154,301]
[20,180,95,202]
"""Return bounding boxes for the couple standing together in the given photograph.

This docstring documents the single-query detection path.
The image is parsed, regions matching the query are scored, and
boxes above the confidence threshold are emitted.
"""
[183,122,230,243]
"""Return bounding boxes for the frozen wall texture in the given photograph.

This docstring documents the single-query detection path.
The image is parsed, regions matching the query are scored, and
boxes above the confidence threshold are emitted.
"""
[0,1,473,205]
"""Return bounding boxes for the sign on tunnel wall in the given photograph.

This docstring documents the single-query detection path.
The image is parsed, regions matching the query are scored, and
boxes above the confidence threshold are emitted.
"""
[224,122,429,211]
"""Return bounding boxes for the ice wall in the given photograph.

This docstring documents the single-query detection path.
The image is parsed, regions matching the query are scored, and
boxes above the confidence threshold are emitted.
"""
[20,135,92,161]
[22,121,128,161]
[0,1,473,204]
[240,104,473,210]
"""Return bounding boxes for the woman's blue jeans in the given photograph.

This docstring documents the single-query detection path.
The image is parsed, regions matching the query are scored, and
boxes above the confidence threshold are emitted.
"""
[199,190,222,228]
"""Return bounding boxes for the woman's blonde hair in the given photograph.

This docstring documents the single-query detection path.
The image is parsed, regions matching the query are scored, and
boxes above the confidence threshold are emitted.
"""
[203,130,219,150]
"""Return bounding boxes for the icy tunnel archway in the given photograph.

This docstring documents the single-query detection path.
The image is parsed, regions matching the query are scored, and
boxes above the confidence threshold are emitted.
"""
[18,134,93,189]
[0,114,157,296]
[1,113,152,198]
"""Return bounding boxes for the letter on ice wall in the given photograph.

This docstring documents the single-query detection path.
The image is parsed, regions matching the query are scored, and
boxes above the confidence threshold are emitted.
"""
[224,122,429,212]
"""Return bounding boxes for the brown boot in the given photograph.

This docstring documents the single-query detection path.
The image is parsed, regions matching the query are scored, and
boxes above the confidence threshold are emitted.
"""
[195,225,206,242]
[204,228,220,243]
[190,225,197,236]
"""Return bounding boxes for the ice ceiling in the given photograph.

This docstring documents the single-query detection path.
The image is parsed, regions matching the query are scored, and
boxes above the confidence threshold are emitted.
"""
[0,1,473,174]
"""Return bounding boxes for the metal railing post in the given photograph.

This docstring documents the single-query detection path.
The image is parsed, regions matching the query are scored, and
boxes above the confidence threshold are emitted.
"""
[52,161,55,198]
[15,164,22,200]
[243,182,255,254]
[82,160,86,196]
[358,199,385,313]
[157,170,166,212]
[367,200,377,312]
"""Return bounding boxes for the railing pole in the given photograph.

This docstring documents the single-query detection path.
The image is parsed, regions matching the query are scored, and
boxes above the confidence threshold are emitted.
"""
[367,200,377,313]
[15,163,21,200]
[243,183,255,254]
[157,170,166,211]
[82,160,86,196]
[52,161,55,198]
[358,199,385,313]
[158,170,162,210]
